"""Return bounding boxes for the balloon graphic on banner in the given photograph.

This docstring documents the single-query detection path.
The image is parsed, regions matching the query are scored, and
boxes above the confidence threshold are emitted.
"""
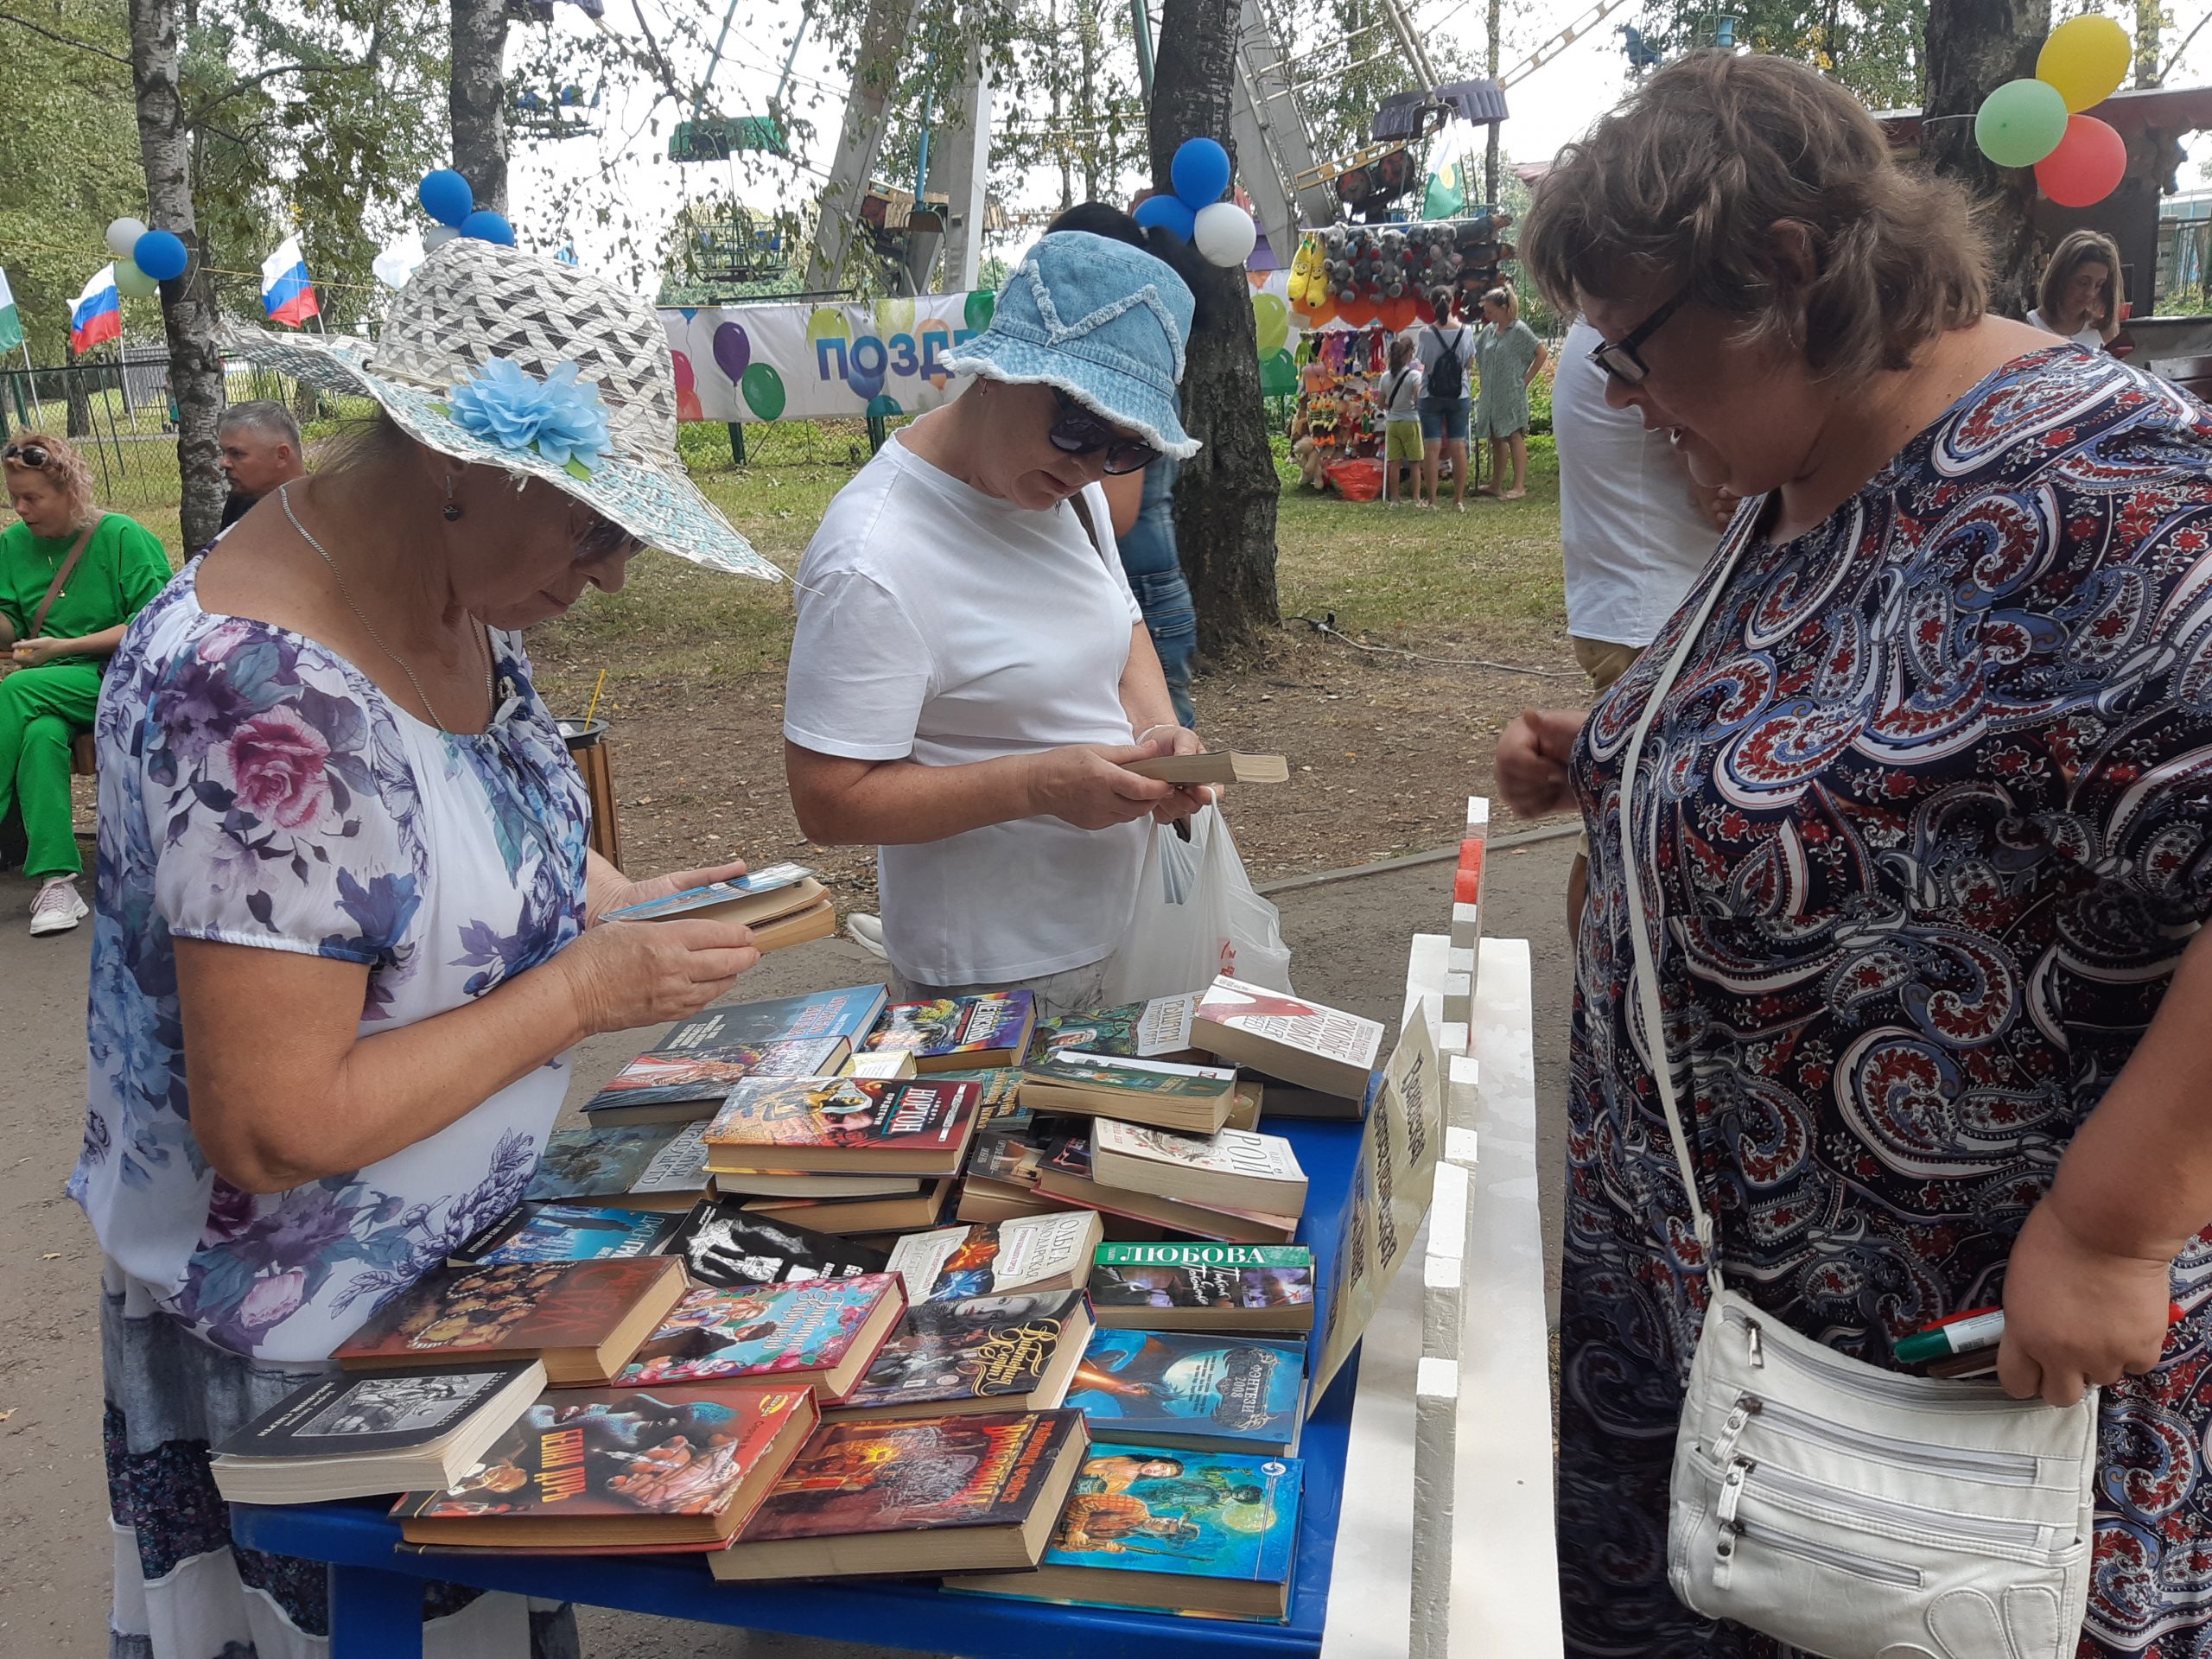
[1252,291,1289,356]
[1974,78,2069,168]
[712,322,751,381]
[116,262,158,300]
[867,393,903,419]
[2038,13,2131,112]
[964,290,995,332]
[671,349,702,422]
[105,218,148,259]
[848,364,885,401]
[2037,113,2127,207]
[918,322,954,388]
[805,307,850,345]
[741,363,787,421]
[875,296,916,339]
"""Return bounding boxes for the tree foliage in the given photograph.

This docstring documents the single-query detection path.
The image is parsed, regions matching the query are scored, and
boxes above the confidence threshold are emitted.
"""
[1634,0,1929,108]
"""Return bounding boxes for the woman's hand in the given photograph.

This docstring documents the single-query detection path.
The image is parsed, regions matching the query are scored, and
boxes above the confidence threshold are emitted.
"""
[1495,709,1586,819]
[589,857,749,926]
[1997,1198,2173,1407]
[11,635,73,668]
[554,917,762,1036]
[1135,723,1212,824]
[1026,741,1176,830]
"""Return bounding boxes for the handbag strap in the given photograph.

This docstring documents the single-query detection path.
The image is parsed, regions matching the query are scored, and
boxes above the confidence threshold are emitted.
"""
[1615,497,1766,1298]
[29,514,99,641]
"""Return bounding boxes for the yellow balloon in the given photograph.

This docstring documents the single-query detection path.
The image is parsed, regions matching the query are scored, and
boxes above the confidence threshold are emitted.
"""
[2037,13,2131,114]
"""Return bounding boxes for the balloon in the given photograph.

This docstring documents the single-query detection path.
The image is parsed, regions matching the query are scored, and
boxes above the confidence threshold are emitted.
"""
[1974,79,2069,168]
[711,321,750,381]
[805,306,850,344]
[964,290,995,332]
[866,392,903,419]
[741,363,786,421]
[1134,193,1196,241]
[847,364,885,401]
[918,322,954,386]
[418,168,475,227]
[676,388,704,423]
[2037,113,2127,207]
[1252,291,1289,356]
[105,218,147,259]
[671,349,695,396]
[1259,349,1298,397]
[874,296,915,338]
[459,210,514,246]
[1171,137,1232,209]
[132,230,188,282]
[423,224,460,251]
[115,260,158,300]
[1193,202,1257,267]
[2037,13,2131,113]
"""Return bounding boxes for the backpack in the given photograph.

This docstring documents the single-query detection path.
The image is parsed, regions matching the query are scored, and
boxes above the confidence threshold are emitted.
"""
[1428,327,1468,400]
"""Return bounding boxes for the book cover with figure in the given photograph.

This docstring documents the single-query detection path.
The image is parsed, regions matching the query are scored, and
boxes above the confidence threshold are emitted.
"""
[654,986,890,1056]
[886,1212,1103,1303]
[1025,995,1201,1064]
[864,991,1038,1071]
[614,1274,905,1400]
[1088,1243,1316,1333]
[664,1200,888,1288]
[452,1203,683,1267]
[583,1037,851,1122]
[703,1077,981,1174]
[1065,1330,1306,1455]
[836,1289,1094,1420]
[526,1123,682,1203]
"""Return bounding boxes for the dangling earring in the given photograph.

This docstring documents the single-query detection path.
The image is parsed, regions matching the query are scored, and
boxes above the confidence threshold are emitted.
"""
[442,474,463,523]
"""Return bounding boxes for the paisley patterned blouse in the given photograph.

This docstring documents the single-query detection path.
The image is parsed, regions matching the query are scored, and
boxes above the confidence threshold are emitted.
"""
[1560,345,2212,1656]
[69,559,589,1363]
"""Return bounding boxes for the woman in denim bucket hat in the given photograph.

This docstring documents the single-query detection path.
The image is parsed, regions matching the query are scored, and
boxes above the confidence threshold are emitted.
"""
[785,230,1212,1014]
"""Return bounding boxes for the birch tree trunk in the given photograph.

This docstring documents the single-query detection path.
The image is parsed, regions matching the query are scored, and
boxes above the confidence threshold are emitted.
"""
[450,0,509,213]
[1148,0,1280,658]
[128,0,226,551]
[1920,0,2050,316]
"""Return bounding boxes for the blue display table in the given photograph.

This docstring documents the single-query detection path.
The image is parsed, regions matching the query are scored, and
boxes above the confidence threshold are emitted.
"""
[233,1119,1372,1658]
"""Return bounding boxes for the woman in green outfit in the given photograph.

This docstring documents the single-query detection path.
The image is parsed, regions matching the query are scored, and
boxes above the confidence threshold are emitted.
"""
[1471,286,1548,500]
[2,434,170,935]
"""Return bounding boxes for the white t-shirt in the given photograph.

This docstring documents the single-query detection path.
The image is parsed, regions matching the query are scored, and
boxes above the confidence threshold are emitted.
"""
[1381,364,1424,422]
[784,434,1148,984]
[2025,308,2103,350]
[1553,320,1719,649]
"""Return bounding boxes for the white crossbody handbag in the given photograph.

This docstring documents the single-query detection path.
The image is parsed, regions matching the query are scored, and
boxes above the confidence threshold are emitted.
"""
[1617,505,2100,1659]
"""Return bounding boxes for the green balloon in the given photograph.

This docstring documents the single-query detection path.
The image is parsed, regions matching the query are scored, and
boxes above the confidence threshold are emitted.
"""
[741,362,786,422]
[1975,78,2069,169]
[1252,292,1290,357]
[965,289,995,332]
[866,392,903,418]
[1260,348,1298,397]
[115,260,159,300]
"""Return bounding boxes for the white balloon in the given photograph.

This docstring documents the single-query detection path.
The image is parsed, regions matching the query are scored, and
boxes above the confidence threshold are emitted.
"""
[106,217,148,259]
[423,224,460,251]
[1193,201,1256,268]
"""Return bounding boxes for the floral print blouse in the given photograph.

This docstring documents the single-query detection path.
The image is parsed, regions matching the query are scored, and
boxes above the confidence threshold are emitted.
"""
[69,560,590,1362]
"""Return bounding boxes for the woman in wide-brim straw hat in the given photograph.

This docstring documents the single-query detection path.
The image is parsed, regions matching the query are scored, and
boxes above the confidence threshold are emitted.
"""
[782,226,1211,1016]
[73,238,776,1657]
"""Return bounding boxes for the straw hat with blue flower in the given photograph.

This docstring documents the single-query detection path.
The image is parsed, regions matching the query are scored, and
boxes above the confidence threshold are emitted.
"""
[224,239,775,579]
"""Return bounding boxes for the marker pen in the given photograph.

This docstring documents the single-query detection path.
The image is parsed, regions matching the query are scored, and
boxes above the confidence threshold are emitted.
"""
[1895,1302,2189,1367]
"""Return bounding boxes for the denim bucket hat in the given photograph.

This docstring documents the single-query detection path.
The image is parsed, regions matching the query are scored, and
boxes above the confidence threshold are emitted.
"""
[942,232,1201,460]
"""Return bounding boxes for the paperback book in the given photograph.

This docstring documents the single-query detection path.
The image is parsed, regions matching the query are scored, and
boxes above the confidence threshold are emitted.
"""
[600,862,821,925]
[703,1077,982,1176]
[582,1037,851,1123]
[615,1274,906,1401]
[740,1180,955,1237]
[864,990,1037,1071]
[929,1068,1028,1127]
[1018,1052,1240,1136]
[1192,976,1383,1102]
[1066,1330,1306,1456]
[656,986,890,1056]
[834,1289,1095,1421]
[1033,1134,1299,1246]
[620,1121,715,1208]
[664,1200,889,1288]
[1255,1068,1384,1122]
[211,1362,547,1504]
[393,1382,819,1549]
[525,1124,683,1205]
[886,1211,1103,1304]
[451,1203,683,1267]
[1025,995,1201,1065]
[334,1257,689,1386]
[1091,1119,1309,1218]
[944,1443,1305,1622]
[1088,1243,1316,1333]
[709,1409,1091,1581]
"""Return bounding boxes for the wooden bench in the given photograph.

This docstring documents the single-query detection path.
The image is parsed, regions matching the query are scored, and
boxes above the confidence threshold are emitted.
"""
[2151,354,2212,404]
[73,732,96,776]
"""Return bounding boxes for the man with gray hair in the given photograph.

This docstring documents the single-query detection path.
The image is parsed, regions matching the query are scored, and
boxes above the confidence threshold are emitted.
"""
[215,400,306,530]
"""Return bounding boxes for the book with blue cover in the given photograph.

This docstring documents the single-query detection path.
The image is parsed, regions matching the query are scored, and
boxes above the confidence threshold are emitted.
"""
[864,990,1037,1071]
[526,1124,682,1203]
[601,862,820,925]
[452,1203,683,1267]
[1065,1330,1306,1455]
[944,1442,1305,1621]
[582,1036,853,1123]
[614,1274,906,1402]
[655,986,891,1057]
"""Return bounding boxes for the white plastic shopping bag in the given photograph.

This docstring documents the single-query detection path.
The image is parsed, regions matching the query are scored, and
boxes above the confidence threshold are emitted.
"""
[1103,806,1292,1005]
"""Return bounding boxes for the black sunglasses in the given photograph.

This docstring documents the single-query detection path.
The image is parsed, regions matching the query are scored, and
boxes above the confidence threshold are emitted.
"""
[1048,390,1158,475]
[574,512,644,562]
[1588,286,1690,386]
[3,443,51,467]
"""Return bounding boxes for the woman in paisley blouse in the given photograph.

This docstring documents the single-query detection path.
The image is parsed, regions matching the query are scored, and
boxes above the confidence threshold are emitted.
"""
[1499,53,2212,1658]
[72,242,779,1659]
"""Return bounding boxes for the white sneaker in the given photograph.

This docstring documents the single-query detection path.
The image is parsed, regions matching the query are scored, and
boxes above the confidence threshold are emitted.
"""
[846,912,888,961]
[29,876,87,937]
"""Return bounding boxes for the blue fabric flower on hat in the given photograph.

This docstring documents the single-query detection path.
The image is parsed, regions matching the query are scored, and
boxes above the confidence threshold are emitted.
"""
[445,357,612,474]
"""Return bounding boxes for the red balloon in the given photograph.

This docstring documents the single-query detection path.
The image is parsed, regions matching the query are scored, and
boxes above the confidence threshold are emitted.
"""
[2036,115,2126,208]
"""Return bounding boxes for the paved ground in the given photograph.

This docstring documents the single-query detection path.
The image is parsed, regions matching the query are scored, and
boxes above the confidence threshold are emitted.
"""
[0,835,1574,1656]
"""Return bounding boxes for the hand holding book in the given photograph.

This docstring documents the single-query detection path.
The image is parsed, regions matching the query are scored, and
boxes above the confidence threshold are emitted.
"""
[551,915,761,1039]
[588,855,753,927]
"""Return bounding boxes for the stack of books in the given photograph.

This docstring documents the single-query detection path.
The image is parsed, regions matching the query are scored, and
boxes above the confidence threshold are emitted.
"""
[582,987,890,1127]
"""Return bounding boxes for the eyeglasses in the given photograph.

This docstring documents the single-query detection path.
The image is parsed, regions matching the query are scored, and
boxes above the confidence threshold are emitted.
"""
[3,443,51,468]
[574,512,644,563]
[1588,286,1690,386]
[1048,391,1158,475]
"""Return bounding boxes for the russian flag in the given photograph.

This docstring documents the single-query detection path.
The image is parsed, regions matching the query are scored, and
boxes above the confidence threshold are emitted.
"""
[70,264,122,356]
[260,235,320,327]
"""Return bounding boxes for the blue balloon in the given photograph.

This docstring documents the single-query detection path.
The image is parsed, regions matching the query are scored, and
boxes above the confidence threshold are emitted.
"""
[1171,137,1231,210]
[460,210,516,247]
[1134,194,1196,242]
[131,230,188,282]
[418,168,474,228]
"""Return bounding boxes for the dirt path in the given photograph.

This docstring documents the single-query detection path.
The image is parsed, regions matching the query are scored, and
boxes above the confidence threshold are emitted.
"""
[0,839,1574,1656]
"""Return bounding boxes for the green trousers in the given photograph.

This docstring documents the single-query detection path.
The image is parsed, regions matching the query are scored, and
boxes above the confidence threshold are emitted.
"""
[0,660,101,880]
